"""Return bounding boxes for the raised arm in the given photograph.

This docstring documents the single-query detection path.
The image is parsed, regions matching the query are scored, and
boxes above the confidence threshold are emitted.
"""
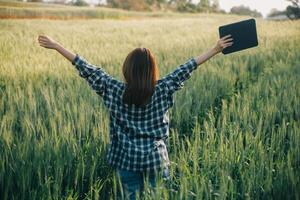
[38,35,76,62]
[194,34,233,65]
[38,35,115,99]
[162,35,233,94]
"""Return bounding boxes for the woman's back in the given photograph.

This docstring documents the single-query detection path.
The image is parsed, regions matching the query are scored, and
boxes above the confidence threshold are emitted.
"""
[105,79,172,171]
[71,54,198,171]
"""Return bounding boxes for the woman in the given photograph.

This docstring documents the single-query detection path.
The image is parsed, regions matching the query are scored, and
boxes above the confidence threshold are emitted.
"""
[38,34,233,199]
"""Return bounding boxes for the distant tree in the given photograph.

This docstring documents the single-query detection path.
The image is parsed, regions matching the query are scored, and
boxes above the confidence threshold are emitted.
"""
[145,0,154,5]
[230,5,262,18]
[144,0,167,10]
[52,0,68,4]
[210,0,225,13]
[106,0,116,7]
[107,0,127,9]
[197,0,223,13]
[286,0,300,19]
[72,0,88,6]
[107,0,149,11]
[199,0,209,8]
[267,8,286,17]
[287,0,300,7]
[155,0,168,9]
[155,0,167,4]
[173,0,197,12]
[27,0,68,3]
[211,0,219,10]
[106,0,224,13]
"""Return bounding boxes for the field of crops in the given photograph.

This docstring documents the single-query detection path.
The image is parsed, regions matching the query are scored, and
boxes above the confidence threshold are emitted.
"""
[0,3,300,199]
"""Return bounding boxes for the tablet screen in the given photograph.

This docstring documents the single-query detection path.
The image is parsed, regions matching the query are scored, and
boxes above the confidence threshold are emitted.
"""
[219,19,258,54]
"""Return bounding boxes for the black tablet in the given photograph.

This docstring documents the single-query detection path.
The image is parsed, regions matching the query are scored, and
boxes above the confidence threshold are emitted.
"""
[219,18,258,54]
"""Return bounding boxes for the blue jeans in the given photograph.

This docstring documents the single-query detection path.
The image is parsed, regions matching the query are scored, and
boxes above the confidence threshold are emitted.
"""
[116,167,170,200]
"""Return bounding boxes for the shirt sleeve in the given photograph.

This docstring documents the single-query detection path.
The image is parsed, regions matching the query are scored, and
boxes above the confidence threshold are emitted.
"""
[161,58,198,95]
[72,54,113,98]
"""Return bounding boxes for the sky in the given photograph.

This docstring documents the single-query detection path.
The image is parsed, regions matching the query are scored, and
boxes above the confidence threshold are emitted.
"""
[85,0,290,17]
[218,0,290,17]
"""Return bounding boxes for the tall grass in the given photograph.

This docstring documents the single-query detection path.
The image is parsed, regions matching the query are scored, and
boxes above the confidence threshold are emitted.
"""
[0,14,299,199]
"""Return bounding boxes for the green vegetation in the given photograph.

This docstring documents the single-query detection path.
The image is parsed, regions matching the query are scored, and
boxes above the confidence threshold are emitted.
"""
[0,8,299,200]
[0,0,147,19]
[230,5,262,18]
[0,0,222,19]
[106,0,224,13]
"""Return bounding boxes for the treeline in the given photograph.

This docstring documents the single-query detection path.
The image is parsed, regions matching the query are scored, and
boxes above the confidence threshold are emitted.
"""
[268,0,300,20]
[25,0,226,13]
[230,5,262,18]
[106,0,224,13]
[24,0,264,17]
[24,0,300,19]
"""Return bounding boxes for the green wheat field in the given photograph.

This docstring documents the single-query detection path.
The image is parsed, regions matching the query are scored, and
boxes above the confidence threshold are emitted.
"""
[0,2,300,200]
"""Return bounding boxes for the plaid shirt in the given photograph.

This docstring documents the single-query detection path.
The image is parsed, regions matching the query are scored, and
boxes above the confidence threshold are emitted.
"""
[72,54,198,171]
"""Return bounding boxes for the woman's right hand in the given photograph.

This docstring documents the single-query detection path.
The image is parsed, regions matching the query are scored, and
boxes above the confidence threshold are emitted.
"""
[214,35,234,53]
[38,35,59,50]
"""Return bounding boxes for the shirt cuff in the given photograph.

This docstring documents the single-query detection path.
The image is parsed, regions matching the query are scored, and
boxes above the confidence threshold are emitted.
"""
[71,54,80,66]
[190,58,198,70]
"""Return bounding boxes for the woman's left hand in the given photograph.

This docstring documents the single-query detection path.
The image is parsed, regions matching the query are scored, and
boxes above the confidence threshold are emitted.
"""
[214,35,234,53]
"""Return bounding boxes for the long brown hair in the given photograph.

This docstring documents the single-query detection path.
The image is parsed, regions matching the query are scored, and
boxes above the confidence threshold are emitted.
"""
[122,47,159,107]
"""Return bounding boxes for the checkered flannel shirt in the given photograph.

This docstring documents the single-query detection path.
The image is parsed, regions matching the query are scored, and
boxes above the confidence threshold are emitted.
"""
[72,54,198,171]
